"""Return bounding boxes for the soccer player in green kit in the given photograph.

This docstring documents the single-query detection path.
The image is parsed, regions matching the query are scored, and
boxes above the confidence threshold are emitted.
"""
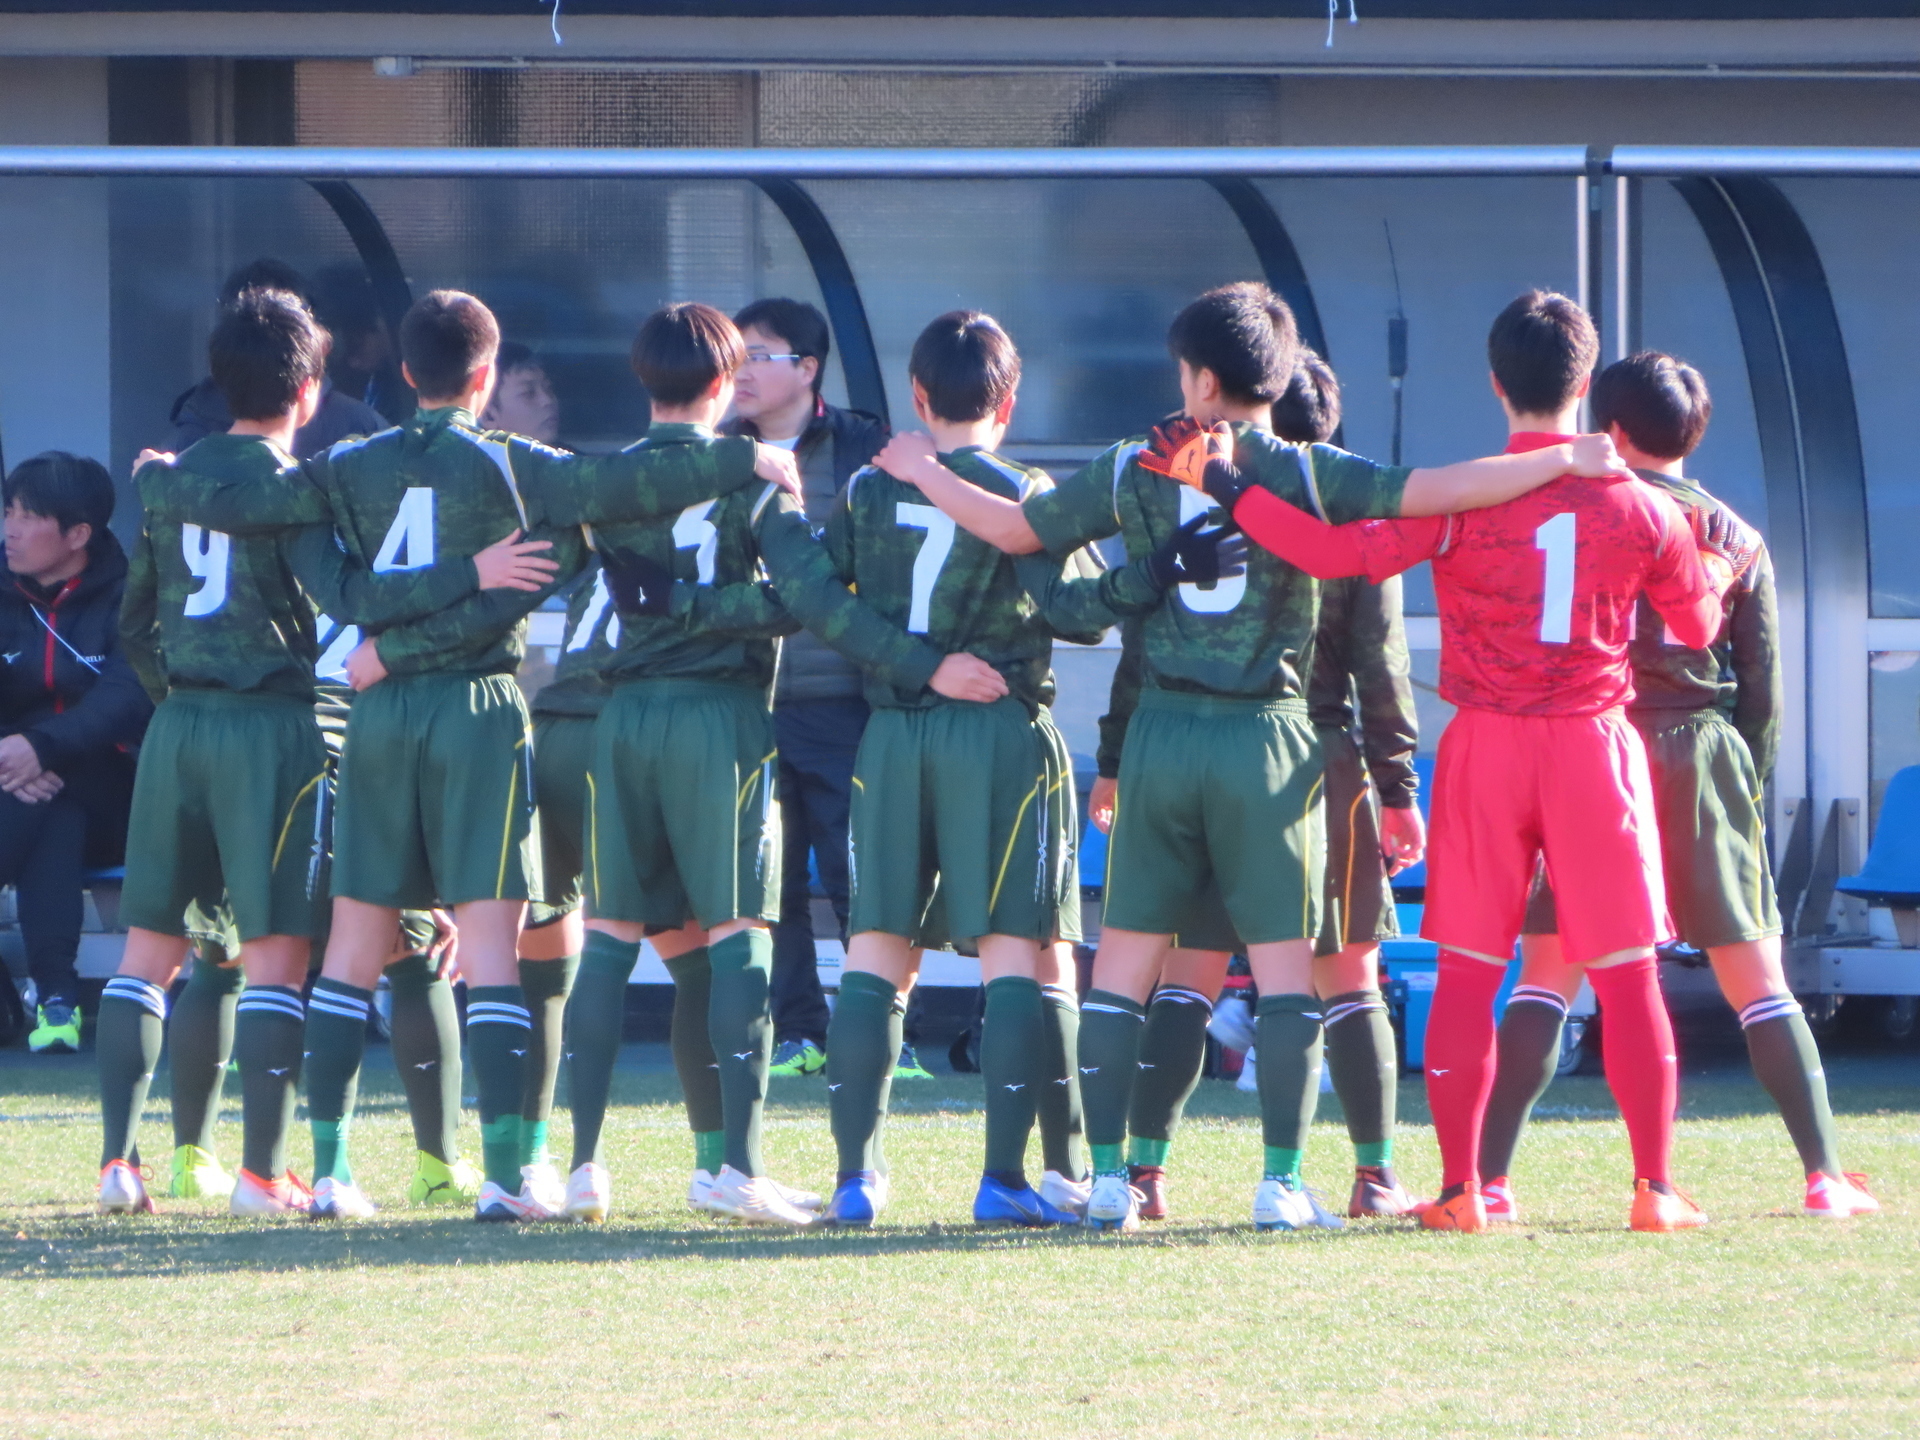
[877,282,1626,1231]
[547,302,1031,1226]
[816,311,1242,1229]
[99,288,548,1216]
[1087,349,1426,1222]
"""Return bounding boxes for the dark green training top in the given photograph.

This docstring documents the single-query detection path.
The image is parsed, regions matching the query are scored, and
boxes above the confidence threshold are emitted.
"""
[529,554,617,719]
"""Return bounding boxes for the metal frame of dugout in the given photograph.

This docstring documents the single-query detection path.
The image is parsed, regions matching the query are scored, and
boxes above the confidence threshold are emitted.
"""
[0,142,1914,1013]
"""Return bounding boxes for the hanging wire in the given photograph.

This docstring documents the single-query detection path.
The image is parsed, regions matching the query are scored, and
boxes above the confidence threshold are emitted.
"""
[547,0,564,46]
[1326,0,1359,49]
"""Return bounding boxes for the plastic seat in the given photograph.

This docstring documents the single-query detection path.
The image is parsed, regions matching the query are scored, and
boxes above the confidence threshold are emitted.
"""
[1838,765,1920,907]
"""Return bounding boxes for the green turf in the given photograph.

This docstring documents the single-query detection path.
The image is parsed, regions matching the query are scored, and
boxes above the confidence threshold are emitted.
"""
[2,1048,1916,1438]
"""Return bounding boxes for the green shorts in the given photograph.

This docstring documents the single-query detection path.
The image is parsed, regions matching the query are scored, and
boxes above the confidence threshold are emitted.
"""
[848,698,1057,944]
[331,672,540,911]
[120,689,329,942]
[1523,710,1780,950]
[1316,725,1400,958]
[1036,706,1084,945]
[529,712,596,928]
[587,679,779,930]
[1103,690,1324,946]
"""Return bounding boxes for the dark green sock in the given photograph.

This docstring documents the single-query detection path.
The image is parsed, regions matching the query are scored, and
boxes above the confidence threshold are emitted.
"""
[385,953,463,1165]
[873,990,908,1178]
[827,970,896,1176]
[517,953,578,1165]
[707,928,773,1178]
[1126,985,1210,1169]
[1323,989,1397,1170]
[1256,993,1324,1182]
[466,984,531,1192]
[234,986,304,1179]
[1037,985,1085,1180]
[1741,997,1844,1177]
[1478,988,1568,1181]
[97,978,167,1166]
[981,976,1044,1182]
[662,947,725,1167]
[168,956,241,1153]
[565,932,638,1172]
[303,977,372,1185]
[1079,989,1146,1176]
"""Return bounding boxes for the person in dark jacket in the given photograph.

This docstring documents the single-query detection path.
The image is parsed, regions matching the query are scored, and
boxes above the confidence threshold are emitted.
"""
[721,299,934,1077]
[158,259,389,460]
[0,452,152,1051]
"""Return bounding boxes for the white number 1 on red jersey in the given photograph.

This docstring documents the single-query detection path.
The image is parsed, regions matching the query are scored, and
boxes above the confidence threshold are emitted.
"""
[1535,512,1575,644]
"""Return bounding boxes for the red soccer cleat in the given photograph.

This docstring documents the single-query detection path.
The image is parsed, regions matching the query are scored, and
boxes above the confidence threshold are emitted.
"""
[1128,1165,1169,1221]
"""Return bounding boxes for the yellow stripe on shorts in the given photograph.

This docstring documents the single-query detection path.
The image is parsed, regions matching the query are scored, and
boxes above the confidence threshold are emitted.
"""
[271,771,327,873]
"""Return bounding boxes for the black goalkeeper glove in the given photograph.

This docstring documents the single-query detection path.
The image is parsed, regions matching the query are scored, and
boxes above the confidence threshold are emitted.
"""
[1145,513,1250,591]
[1199,457,1252,511]
[601,547,675,617]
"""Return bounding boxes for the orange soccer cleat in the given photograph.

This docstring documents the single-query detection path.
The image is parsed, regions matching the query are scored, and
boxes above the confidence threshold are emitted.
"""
[1629,1179,1709,1233]
[1419,1183,1487,1233]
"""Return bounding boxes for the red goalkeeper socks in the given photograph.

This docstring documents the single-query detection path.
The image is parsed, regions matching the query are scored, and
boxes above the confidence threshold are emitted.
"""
[1587,955,1677,1186]
[1424,951,1507,1191]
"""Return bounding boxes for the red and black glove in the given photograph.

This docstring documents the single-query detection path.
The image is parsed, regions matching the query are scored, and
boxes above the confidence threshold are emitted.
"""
[1690,503,1762,592]
[1138,419,1241,503]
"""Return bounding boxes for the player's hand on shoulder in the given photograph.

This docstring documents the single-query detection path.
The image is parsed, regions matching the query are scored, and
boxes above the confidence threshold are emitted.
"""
[1565,432,1628,479]
[1145,514,1248,590]
[752,442,803,499]
[133,448,176,474]
[1138,418,1234,490]
[472,528,560,592]
[874,430,939,484]
[343,636,389,692]
[929,652,1009,704]
[1690,503,1762,590]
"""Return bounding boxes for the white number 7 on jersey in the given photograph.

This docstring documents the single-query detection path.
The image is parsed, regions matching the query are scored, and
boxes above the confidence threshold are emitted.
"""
[1535,512,1576,644]
[896,502,956,634]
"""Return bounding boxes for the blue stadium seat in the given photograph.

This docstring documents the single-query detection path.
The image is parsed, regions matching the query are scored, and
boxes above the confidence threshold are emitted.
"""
[1838,765,1920,907]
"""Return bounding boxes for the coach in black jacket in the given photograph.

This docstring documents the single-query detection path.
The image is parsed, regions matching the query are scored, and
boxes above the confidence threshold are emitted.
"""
[722,299,902,1073]
[1,453,151,1047]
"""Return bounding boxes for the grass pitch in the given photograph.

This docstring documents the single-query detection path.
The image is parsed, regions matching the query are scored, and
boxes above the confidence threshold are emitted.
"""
[2,1045,1916,1439]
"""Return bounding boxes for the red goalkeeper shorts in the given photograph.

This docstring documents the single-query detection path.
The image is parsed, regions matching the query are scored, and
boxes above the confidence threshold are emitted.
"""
[1420,706,1671,965]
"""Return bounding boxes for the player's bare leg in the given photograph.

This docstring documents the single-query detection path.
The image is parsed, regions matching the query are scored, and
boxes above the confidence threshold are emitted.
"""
[1078,926,1173,1230]
[1244,939,1344,1230]
[1126,947,1231,1219]
[95,929,193,1212]
[1314,941,1411,1217]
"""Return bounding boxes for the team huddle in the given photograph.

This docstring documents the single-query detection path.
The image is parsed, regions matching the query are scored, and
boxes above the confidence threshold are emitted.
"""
[90,272,1878,1233]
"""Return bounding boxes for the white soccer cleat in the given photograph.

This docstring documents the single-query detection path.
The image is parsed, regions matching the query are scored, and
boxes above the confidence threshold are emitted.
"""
[231,1168,318,1218]
[1082,1173,1142,1233]
[1235,1048,1259,1094]
[1039,1169,1092,1219]
[97,1159,154,1215]
[701,1164,815,1227]
[523,1161,566,1215]
[774,1178,823,1213]
[475,1179,559,1223]
[1253,1176,1346,1232]
[1805,1171,1880,1220]
[565,1163,612,1224]
[306,1175,377,1220]
[688,1168,722,1214]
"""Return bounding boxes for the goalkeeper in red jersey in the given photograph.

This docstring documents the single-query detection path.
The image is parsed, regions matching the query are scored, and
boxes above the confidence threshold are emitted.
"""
[1148,291,1753,1233]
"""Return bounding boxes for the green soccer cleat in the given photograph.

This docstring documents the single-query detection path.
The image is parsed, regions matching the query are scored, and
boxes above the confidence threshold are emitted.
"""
[168,1143,235,1200]
[893,1043,934,1080]
[768,1039,826,1077]
[407,1151,482,1206]
[27,1001,81,1055]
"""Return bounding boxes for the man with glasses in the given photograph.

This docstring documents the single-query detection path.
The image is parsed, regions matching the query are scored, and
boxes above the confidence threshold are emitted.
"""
[723,300,937,1080]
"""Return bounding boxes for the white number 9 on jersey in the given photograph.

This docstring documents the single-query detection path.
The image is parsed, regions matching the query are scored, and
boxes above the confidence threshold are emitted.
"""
[180,524,231,617]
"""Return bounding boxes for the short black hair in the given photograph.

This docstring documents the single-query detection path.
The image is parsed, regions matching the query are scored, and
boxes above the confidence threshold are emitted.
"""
[734,298,832,396]
[630,302,746,407]
[495,341,542,377]
[1487,290,1599,417]
[1271,349,1342,445]
[400,290,501,401]
[909,310,1020,424]
[219,257,308,308]
[1166,282,1299,406]
[209,287,331,422]
[4,451,115,535]
[1590,351,1712,462]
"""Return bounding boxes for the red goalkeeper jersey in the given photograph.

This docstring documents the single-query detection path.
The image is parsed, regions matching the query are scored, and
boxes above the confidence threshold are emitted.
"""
[1237,432,1718,718]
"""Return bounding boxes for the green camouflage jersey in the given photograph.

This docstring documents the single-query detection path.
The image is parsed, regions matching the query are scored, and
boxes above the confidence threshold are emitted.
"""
[562,423,947,694]
[1097,575,1419,807]
[1024,424,1410,700]
[1625,470,1782,778]
[1307,575,1420,808]
[121,432,479,704]
[821,446,1163,714]
[530,557,617,719]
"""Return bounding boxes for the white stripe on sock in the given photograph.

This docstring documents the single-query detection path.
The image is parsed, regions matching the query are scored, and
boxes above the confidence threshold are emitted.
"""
[1739,995,1803,1028]
[237,992,306,1021]
[1153,986,1215,1012]
[1507,986,1572,1017]
[1082,1002,1144,1020]
[104,977,168,1019]
[307,992,369,1021]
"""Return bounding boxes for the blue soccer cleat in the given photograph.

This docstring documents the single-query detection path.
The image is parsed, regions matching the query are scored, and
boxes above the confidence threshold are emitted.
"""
[823,1171,885,1228]
[972,1175,1079,1228]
